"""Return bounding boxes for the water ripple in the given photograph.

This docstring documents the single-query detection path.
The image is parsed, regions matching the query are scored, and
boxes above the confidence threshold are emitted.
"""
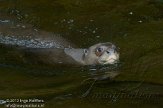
[0,34,65,49]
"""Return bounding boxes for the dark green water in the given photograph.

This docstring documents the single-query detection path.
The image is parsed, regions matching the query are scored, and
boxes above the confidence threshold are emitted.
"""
[0,0,163,108]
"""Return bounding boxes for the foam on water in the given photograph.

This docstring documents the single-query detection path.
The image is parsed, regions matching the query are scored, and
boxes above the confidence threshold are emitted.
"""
[0,34,65,49]
[0,18,72,49]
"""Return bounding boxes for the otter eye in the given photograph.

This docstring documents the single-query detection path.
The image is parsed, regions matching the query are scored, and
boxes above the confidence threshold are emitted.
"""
[97,47,103,52]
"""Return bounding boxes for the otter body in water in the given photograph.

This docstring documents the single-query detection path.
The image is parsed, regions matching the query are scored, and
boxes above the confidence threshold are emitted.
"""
[24,42,119,65]
[0,15,119,66]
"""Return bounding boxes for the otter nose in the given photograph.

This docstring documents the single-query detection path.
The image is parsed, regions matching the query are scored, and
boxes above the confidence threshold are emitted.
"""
[106,49,115,54]
[106,51,110,54]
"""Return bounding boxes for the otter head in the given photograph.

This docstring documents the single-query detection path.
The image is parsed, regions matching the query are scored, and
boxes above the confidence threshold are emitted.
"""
[83,42,119,65]
[64,42,119,65]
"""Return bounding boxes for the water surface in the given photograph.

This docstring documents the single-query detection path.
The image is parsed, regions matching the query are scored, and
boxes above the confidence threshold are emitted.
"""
[0,0,163,108]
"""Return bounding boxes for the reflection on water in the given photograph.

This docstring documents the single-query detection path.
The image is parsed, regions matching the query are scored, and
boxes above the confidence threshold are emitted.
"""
[0,0,163,108]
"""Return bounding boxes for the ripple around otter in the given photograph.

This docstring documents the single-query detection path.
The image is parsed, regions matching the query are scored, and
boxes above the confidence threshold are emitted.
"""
[0,35,66,49]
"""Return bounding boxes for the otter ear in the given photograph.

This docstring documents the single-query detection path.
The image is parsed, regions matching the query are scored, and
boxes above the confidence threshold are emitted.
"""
[84,49,88,56]
[82,49,88,60]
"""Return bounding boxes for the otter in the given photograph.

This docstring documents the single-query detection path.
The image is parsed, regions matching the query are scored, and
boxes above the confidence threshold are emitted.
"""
[64,42,119,65]
[0,15,119,66]
[24,42,119,66]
